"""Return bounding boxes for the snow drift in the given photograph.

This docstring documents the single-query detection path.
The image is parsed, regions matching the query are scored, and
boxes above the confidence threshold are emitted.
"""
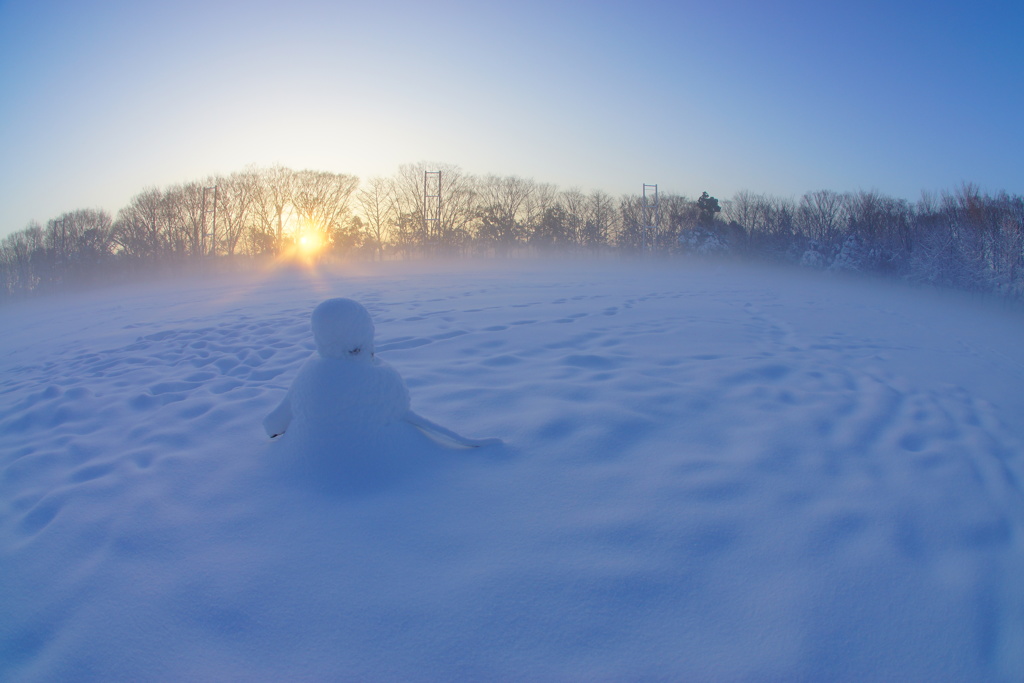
[1,259,1023,681]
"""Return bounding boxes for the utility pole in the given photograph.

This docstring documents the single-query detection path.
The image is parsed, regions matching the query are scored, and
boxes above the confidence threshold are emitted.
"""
[642,183,659,253]
[424,171,441,252]
[202,185,218,256]
[54,217,67,273]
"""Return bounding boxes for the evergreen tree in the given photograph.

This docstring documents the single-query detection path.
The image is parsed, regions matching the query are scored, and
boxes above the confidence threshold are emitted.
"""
[697,192,721,227]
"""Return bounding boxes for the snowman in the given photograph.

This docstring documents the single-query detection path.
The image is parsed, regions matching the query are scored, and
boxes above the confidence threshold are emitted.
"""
[263,297,500,450]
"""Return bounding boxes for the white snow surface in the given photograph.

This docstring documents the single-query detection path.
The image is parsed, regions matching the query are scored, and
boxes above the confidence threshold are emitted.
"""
[2,259,1024,681]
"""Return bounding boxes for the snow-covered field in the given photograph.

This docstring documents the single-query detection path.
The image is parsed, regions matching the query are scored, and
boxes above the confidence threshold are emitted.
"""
[2,258,1024,681]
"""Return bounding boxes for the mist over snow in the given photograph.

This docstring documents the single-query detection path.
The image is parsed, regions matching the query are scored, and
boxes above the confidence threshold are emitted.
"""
[2,259,1024,680]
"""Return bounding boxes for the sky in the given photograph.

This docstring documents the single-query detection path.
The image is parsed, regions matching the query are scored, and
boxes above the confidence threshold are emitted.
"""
[1,0,1022,237]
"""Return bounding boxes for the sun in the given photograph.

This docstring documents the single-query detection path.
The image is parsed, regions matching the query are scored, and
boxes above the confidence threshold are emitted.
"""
[264,215,333,276]
[296,232,325,257]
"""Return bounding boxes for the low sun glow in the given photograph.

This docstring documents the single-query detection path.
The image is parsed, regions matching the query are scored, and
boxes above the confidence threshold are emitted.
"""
[269,224,330,274]
[297,232,325,257]
[261,216,337,280]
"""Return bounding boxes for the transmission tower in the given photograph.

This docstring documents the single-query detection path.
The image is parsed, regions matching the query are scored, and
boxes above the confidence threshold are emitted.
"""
[642,183,659,253]
[423,171,441,250]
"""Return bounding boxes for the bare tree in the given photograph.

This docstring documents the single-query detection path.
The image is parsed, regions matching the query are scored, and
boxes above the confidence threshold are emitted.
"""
[661,193,699,249]
[798,189,847,244]
[615,194,644,251]
[392,162,476,253]
[290,170,360,254]
[357,176,396,260]
[479,175,532,224]
[251,165,295,252]
[113,188,166,261]
[163,181,209,257]
[726,190,777,249]
[582,189,615,250]
[522,182,558,246]
[0,222,45,296]
[45,209,113,282]
[216,171,257,256]
[560,188,586,248]
[475,175,533,254]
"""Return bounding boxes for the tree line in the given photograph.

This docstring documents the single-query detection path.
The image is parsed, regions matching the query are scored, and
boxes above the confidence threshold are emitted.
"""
[2,162,1022,303]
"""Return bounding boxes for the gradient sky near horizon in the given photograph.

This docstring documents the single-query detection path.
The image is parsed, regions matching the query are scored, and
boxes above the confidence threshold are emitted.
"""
[1,0,1022,237]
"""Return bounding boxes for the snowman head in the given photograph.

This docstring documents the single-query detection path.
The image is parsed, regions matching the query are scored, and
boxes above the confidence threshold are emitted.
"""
[311,298,375,360]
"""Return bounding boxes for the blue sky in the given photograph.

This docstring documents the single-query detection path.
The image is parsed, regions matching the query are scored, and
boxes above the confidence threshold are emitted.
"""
[1,0,1022,236]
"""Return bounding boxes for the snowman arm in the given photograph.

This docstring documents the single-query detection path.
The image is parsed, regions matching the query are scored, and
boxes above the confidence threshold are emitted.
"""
[263,395,293,438]
[403,410,502,449]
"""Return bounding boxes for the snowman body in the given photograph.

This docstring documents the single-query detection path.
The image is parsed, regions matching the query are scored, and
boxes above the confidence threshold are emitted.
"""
[264,297,499,480]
